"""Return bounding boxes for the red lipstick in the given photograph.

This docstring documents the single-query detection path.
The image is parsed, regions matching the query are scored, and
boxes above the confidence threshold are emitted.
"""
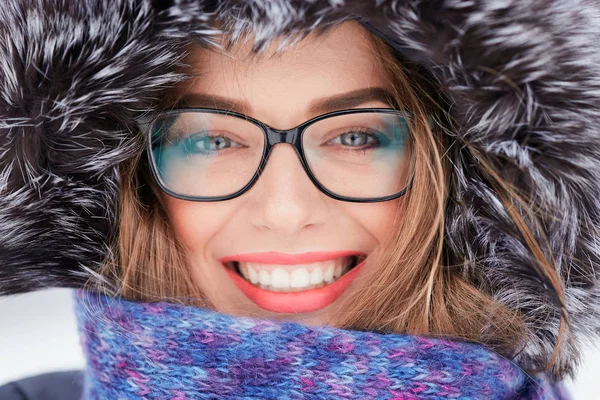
[220,251,366,314]
[220,250,360,265]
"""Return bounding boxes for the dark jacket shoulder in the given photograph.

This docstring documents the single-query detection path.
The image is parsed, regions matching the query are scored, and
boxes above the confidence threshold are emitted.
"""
[0,371,84,400]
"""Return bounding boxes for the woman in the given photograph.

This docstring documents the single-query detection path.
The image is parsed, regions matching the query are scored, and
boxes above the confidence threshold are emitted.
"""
[0,0,598,398]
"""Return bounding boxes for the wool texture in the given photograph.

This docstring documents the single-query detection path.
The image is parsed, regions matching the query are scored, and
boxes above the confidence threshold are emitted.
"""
[74,289,570,400]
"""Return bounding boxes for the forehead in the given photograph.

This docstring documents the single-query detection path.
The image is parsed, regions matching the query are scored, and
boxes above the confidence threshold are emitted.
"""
[173,21,391,124]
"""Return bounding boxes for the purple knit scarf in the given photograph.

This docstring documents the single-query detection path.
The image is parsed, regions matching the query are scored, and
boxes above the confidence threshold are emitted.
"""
[73,289,570,399]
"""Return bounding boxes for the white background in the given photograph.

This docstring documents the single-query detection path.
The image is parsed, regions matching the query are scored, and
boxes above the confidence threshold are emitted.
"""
[0,288,598,398]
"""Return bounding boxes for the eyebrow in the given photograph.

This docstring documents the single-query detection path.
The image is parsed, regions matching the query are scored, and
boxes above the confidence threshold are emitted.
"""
[174,87,398,116]
[308,87,397,115]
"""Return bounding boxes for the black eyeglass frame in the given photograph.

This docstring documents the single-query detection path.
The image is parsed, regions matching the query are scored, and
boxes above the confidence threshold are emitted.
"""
[140,107,416,203]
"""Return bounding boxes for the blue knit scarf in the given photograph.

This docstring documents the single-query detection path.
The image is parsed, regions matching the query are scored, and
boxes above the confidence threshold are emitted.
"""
[73,289,570,399]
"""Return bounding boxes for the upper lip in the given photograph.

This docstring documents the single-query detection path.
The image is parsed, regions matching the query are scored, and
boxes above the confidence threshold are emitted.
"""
[219,251,365,265]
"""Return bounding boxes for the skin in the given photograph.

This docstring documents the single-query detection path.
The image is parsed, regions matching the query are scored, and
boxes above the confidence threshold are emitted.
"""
[159,21,403,325]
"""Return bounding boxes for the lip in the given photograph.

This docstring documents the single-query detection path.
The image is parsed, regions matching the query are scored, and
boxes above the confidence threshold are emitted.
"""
[220,250,362,265]
[219,251,367,314]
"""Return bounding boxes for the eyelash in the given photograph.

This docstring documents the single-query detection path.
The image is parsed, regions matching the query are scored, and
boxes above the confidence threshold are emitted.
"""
[325,128,383,150]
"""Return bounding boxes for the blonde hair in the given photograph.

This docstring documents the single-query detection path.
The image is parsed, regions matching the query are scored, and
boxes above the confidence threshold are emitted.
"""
[92,23,568,375]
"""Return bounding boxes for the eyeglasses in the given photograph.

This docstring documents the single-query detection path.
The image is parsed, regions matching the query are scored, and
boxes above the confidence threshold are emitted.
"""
[141,108,416,203]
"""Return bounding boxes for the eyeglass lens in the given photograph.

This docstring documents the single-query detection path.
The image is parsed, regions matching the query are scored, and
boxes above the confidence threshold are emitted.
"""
[149,111,414,200]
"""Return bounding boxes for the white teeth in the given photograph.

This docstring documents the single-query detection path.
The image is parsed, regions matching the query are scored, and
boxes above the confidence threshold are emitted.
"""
[334,265,342,279]
[234,257,357,292]
[324,265,334,283]
[239,265,249,280]
[258,269,271,286]
[309,268,323,285]
[248,267,259,285]
[290,268,310,288]
[271,268,290,288]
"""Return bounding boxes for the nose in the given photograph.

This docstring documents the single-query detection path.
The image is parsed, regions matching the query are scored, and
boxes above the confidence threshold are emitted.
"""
[248,144,328,236]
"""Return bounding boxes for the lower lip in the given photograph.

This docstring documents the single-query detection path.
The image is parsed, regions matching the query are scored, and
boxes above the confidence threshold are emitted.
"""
[223,260,367,314]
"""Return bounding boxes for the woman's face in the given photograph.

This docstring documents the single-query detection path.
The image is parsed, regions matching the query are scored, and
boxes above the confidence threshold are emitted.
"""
[160,21,403,325]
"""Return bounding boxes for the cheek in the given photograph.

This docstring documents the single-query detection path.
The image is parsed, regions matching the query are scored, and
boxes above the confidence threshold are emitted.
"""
[342,200,401,244]
[160,194,232,256]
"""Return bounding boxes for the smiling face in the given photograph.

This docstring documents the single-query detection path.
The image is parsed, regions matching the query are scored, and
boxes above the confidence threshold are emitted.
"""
[157,21,406,325]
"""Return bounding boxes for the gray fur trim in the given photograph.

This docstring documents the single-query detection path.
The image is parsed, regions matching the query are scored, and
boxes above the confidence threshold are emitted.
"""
[1,0,599,379]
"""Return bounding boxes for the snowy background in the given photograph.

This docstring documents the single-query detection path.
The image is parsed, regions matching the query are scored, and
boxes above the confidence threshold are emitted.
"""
[1,288,598,398]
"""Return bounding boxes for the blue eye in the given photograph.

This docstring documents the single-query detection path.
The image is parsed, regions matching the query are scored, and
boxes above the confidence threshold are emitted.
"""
[179,133,242,155]
[329,129,391,149]
[339,131,373,146]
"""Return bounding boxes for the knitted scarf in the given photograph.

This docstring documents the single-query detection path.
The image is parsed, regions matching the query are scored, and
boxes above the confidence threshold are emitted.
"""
[73,289,570,399]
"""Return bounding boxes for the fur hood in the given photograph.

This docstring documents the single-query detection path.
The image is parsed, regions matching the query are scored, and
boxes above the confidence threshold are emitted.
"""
[1,0,599,380]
